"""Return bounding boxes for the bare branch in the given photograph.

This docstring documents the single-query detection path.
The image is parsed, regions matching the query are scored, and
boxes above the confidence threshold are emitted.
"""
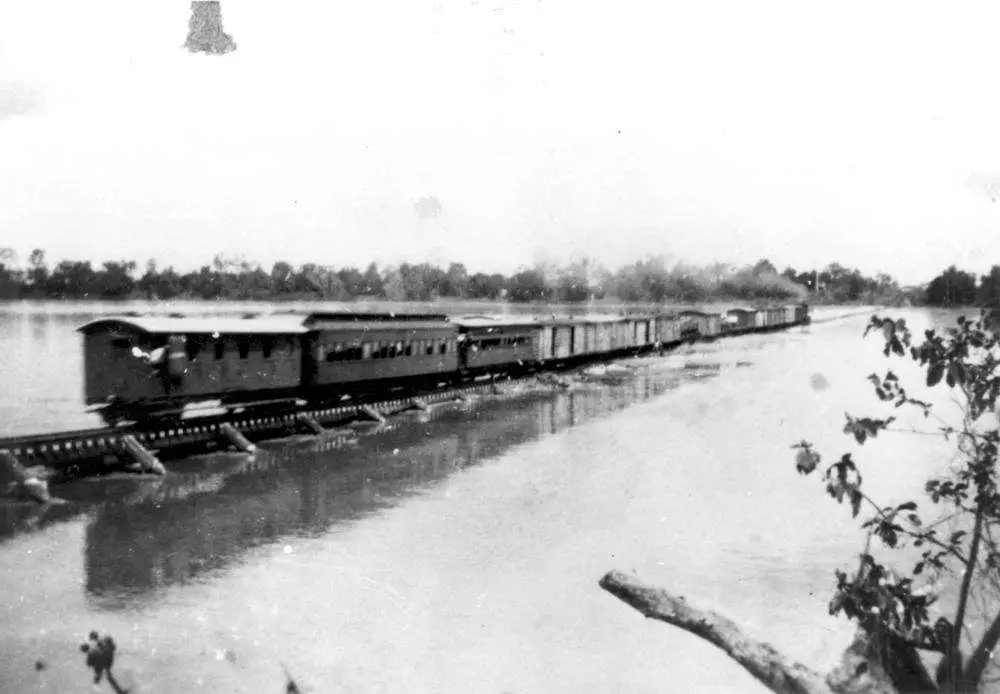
[598,570,903,694]
[965,599,1000,684]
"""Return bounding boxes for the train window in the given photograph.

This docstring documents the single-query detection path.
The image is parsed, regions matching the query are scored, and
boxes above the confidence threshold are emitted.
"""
[395,341,403,357]
[214,339,226,361]
[362,342,373,359]
[237,338,250,360]
[439,340,447,355]
[111,338,131,350]
[405,343,413,357]
[261,337,273,359]
[380,342,390,359]
[426,341,434,356]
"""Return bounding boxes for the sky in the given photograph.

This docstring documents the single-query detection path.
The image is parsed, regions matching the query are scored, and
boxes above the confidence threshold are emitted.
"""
[2,2,1000,285]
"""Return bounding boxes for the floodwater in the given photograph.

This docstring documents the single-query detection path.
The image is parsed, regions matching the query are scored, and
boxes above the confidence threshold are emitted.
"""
[0,303,976,693]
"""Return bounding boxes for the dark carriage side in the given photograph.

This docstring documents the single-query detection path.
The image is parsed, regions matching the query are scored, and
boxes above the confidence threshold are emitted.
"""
[301,313,461,405]
[78,315,309,424]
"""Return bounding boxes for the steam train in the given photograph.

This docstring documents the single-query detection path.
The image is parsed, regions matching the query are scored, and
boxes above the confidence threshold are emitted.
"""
[78,305,809,425]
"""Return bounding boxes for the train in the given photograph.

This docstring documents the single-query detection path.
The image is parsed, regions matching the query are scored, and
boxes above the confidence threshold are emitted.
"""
[78,304,810,425]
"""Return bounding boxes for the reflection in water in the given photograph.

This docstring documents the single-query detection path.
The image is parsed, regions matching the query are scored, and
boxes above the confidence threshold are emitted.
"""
[79,373,688,605]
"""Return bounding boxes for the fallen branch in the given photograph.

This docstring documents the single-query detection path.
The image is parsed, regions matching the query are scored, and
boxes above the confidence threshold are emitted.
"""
[598,570,937,694]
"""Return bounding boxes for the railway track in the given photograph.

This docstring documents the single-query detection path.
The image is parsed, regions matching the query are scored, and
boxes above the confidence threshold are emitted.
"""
[0,316,829,484]
[0,380,512,477]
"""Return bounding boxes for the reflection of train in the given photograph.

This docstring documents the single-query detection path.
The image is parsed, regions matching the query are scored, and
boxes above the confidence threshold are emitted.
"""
[81,371,679,600]
[79,305,809,424]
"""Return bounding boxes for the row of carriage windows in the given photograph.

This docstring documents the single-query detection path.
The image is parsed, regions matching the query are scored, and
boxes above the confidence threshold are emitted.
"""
[470,336,531,350]
[114,336,484,364]
[323,339,454,362]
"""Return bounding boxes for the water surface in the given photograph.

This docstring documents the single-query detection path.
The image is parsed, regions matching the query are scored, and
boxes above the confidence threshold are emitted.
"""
[0,305,972,693]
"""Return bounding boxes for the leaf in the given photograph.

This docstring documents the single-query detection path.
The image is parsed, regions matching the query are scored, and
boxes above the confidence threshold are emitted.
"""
[850,489,863,518]
[950,362,965,386]
[927,363,945,387]
[897,501,918,512]
[795,448,818,475]
[882,321,895,342]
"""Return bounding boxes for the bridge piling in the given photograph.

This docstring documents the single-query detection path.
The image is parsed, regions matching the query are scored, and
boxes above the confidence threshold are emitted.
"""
[0,449,51,504]
[359,405,387,423]
[218,423,257,454]
[296,414,326,435]
[120,435,167,475]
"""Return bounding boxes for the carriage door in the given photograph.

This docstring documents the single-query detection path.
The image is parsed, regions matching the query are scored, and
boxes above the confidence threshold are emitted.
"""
[164,334,188,394]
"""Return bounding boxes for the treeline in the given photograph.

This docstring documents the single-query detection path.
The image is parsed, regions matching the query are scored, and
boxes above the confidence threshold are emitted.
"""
[777,261,901,304]
[922,264,1000,308]
[0,249,893,305]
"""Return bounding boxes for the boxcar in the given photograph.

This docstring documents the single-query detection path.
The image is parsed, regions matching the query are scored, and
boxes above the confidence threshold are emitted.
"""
[655,314,682,345]
[726,308,755,333]
[678,310,713,339]
[452,316,538,372]
[304,313,459,392]
[536,321,575,362]
[631,317,653,348]
[591,317,616,353]
[611,318,631,351]
[78,315,309,413]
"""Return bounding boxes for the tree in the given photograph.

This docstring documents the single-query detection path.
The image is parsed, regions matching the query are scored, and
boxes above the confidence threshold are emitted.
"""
[467,272,506,300]
[926,267,977,307]
[0,248,22,298]
[27,248,47,294]
[441,262,469,298]
[507,269,549,302]
[337,267,365,297]
[977,266,1000,309]
[602,312,1000,693]
[752,258,778,276]
[269,261,294,295]
[96,260,137,299]
[46,260,97,298]
[361,262,383,297]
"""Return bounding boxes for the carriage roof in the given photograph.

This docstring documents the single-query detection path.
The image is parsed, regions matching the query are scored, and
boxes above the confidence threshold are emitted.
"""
[77,315,312,336]
[451,315,540,328]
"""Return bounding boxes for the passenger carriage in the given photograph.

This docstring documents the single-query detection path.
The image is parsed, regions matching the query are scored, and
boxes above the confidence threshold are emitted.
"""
[302,313,459,396]
[78,315,309,423]
[452,316,538,373]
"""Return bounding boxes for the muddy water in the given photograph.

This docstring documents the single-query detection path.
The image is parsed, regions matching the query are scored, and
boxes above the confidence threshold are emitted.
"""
[0,306,971,693]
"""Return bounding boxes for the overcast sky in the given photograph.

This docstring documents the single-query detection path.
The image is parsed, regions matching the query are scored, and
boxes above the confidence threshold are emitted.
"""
[2,1,1000,285]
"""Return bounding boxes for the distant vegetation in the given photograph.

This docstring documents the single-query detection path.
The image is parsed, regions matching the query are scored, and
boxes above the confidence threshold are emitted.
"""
[917,265,1000,309]
[0,248,898,305]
